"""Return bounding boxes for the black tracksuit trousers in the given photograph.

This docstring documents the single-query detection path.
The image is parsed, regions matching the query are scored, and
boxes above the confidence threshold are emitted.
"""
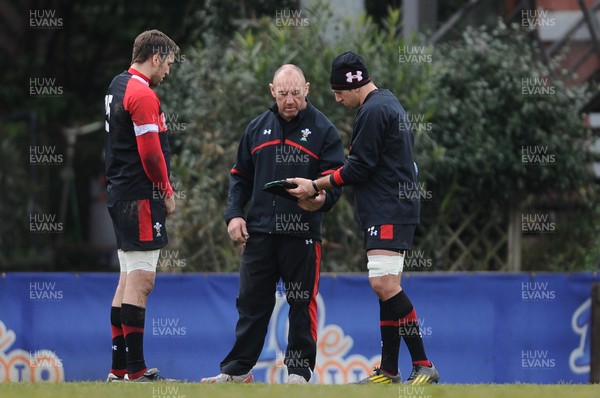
[220,233,321,379]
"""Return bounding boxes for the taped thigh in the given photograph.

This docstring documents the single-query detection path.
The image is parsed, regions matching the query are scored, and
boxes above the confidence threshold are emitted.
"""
[367,254,404,278]
[123,249,160,273]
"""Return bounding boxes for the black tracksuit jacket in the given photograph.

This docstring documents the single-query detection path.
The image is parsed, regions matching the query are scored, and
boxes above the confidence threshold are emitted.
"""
[224,100,345,240]
[330,89,420,228]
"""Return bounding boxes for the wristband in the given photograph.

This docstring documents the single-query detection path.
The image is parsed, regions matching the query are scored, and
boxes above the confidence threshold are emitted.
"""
[311,180,319,195]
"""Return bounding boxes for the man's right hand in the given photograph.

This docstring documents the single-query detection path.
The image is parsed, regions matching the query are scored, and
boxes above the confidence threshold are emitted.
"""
[227,217,249,243]
[165,195,176,215]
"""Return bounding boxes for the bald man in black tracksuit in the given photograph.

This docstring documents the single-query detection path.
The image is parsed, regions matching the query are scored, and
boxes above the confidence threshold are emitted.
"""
[200,64,344,384]
[290,52,439,385]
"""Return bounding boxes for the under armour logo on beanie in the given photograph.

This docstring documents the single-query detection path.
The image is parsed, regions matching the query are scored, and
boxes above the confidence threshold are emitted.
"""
[346,71,363,83]
[330,51,371,90]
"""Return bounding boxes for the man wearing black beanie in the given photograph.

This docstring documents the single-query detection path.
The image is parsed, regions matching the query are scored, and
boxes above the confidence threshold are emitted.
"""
[288,51,439,385]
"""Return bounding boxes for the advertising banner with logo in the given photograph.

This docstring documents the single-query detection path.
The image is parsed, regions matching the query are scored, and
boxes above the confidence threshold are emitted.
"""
[0,272,597,383]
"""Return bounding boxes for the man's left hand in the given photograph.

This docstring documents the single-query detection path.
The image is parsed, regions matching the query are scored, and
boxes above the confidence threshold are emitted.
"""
[287,177,316,200]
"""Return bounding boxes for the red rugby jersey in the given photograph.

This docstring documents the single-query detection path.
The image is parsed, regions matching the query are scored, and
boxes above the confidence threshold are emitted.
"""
[104,67,173,206]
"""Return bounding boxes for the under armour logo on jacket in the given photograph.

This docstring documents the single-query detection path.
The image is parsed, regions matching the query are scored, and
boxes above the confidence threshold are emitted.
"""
[263,129,272,135]
[346,71,363,83]
[305,239,313,245]
[367,226,378,236]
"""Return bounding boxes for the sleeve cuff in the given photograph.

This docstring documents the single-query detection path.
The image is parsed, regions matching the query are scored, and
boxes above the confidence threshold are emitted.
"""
[330,167,345,187]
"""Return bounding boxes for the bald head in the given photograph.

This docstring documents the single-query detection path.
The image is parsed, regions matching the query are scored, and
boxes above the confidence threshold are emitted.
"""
[272,64,306,84]
[269,64,310,121]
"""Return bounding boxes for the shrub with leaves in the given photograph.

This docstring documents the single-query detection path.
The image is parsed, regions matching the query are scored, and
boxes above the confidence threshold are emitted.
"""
[421,21,595,270]
[429,21,591,210]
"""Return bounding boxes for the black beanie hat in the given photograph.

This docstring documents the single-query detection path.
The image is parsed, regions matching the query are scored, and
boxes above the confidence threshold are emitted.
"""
[330,51,371,90]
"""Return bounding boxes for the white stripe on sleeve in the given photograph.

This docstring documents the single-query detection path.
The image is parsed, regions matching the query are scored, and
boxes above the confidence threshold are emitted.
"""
[133,123,159,136]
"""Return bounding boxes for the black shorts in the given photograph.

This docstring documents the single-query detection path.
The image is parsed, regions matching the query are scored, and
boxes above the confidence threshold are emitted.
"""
[108,199,168,251]
[363,224,416,251]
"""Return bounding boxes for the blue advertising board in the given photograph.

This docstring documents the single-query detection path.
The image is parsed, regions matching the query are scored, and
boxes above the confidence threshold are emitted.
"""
[0,272,597,383]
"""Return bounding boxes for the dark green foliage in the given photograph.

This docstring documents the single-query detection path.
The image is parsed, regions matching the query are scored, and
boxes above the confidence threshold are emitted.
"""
[430,22,591,208]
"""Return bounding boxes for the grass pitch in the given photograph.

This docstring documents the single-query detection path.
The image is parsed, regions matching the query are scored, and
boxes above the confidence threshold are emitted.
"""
[0,382,600,398]
[0,383,598,398]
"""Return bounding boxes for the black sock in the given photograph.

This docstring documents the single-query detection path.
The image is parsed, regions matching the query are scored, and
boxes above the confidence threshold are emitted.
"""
[395,290,430,365]
[110,306,127,377]
[379,296,401,375]
[121,303,147,378]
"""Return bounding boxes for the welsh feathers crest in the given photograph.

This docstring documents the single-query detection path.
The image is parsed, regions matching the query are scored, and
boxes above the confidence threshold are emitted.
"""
[300,128,312,141]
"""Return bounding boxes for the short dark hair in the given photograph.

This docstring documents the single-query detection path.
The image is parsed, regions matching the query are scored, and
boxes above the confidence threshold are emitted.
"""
[131,29,179,64]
